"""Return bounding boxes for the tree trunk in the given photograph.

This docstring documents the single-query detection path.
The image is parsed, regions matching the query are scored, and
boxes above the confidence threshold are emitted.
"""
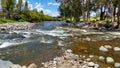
[115,0,120,29]
[110,2,114,24]
[100,7,105,20]
[114,7,116,21]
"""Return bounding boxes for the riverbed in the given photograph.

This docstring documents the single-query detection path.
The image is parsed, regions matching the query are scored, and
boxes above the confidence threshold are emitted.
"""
[0,21,120,67]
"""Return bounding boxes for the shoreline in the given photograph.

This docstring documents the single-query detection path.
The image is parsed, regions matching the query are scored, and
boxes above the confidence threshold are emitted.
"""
[0,49,100,68]
[0,22,36,31]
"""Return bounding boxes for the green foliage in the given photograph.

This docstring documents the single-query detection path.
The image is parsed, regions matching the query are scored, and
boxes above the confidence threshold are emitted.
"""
[13,14,26,22]
[44,15,53,21]
[0,18,16,24]
[12,9,53,22]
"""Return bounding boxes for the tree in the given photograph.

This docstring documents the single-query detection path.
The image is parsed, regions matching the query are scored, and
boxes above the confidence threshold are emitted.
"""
[1,0,7,18]
[115,0,120,29]
[57,0,82,23]
[16,0,23,13]
[5,0,15,18]
[24,1,28,11]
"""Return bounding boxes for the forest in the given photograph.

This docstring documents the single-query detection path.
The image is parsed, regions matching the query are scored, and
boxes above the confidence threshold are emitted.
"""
[56,0,120,29]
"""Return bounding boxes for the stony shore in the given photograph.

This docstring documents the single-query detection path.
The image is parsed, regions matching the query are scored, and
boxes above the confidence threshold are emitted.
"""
[0,22,36,30]
[0,49,100,68]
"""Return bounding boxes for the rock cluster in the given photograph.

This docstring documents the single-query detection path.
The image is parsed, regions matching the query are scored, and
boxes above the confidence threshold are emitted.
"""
[99,45,120,52]
[0,22,36,30]
[99,45,112,52]
[41,49,99,68]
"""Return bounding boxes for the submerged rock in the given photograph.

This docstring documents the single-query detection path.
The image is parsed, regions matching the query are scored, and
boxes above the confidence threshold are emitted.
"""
[106,57,114,64]
[114,47,120,51]
[99,56,105,61]
[114,63,120,68]
[99,46,109,52]
[104,45,112,49]
[41,49,100,68]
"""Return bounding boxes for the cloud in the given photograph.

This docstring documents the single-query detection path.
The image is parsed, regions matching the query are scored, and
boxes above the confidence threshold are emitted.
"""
[34,2,44,11]
[44,9,59,17]
[25,2,59,17]
[48,2,59,6]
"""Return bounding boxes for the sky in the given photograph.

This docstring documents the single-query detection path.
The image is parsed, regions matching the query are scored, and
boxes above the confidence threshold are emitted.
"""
[27,0,60,17]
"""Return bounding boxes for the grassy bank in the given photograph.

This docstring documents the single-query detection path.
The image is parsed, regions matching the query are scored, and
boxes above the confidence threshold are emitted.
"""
[0,18,17,24]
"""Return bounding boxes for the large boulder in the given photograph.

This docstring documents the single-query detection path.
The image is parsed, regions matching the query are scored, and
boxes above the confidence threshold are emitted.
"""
[0,59,13,68]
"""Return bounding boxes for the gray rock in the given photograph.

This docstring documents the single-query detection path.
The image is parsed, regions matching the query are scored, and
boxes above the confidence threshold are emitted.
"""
[99,56,105,61]
[0,59,13,68]
[114,63,120,68]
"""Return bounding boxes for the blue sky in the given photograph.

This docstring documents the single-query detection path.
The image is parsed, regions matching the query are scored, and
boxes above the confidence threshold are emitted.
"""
[27,0,60,17]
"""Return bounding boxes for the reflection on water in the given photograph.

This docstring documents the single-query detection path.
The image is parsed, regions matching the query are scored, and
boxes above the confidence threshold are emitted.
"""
[0,21,120,67]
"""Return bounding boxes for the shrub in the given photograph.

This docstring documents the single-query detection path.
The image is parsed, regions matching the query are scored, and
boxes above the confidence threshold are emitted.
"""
[13,14,26,22]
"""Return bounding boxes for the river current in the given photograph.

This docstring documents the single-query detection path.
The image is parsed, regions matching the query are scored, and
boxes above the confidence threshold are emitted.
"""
[0,21,120,67]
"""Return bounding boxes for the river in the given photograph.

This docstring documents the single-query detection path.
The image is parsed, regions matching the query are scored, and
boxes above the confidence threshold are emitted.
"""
[0,21,120,67]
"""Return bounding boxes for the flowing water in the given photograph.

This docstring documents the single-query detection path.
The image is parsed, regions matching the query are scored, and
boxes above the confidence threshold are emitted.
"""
[0,21,120,67]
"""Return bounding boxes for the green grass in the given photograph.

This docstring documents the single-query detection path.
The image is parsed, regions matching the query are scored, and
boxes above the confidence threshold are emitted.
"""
[0,18,17,24]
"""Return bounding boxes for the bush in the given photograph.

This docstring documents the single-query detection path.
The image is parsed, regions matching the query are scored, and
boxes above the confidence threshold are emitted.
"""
[13,14,26,22]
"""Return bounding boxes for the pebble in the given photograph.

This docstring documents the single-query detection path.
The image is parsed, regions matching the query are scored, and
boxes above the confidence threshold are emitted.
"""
[94,64,99,68]
[99,56,105,61]
[67,49,72,53]
[88,62,95,67]
[104,45,112,49]
[114,63,120,68]
[114,47,120,51]
[99,46,109,52]
[11,64,22,68]
[28,63,37,68]
[22,66,27,68]
[106,57,115,63]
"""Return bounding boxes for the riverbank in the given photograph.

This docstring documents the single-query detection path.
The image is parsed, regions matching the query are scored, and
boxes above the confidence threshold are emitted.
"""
[0,22,36,30]
[0,49,100,68]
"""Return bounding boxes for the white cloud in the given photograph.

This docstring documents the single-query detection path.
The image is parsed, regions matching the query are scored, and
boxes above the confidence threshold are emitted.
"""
[44,9,59,17]
[34,2,44,11]
[48,2,59,6]
[26,2,59,17]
